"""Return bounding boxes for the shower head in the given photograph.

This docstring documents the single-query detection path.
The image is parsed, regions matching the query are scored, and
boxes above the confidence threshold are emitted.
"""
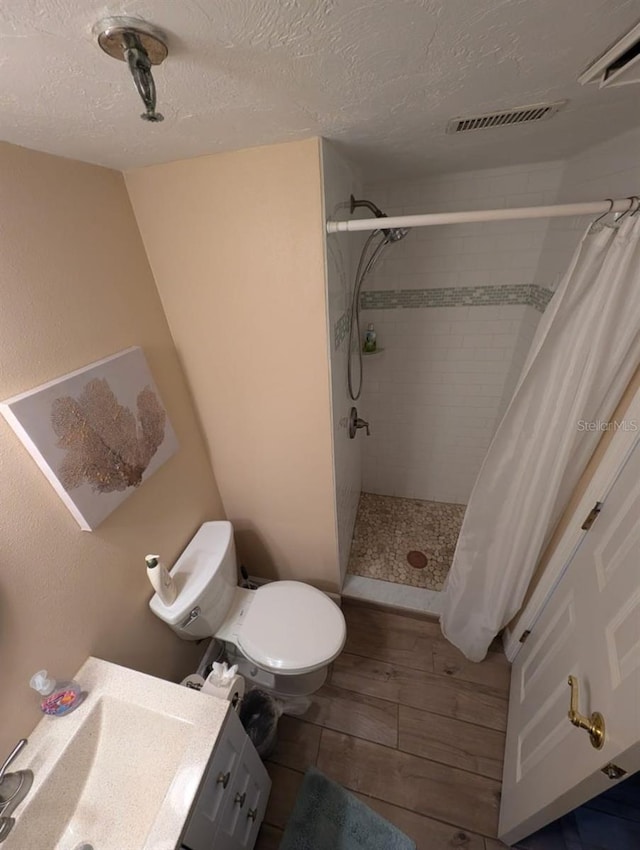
[349,195,385,218]
[349,195,410,243]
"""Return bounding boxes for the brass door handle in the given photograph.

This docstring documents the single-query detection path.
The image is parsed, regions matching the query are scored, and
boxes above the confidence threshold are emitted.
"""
[567,675,605,749]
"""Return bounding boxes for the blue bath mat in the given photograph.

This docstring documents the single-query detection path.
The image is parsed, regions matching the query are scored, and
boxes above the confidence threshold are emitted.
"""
[279,767,416,850]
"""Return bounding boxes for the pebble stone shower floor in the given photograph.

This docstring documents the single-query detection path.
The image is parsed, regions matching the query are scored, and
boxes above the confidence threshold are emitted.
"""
[347,493,466,591]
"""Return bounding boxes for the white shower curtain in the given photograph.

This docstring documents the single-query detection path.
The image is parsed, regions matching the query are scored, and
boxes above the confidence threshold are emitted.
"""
[441,216,640,662]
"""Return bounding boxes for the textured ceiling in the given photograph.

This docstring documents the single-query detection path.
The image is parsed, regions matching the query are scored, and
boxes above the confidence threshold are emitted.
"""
[1,0,639,177]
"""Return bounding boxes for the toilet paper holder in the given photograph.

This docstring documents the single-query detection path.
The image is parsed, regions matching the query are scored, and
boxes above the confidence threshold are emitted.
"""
[180,664,245,710]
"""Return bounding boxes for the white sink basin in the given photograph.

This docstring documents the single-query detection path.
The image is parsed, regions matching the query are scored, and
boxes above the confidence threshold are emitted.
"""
[6,658,229,850]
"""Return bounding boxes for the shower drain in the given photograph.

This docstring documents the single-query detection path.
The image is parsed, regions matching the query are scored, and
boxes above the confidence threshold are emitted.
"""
[406,550,428,569]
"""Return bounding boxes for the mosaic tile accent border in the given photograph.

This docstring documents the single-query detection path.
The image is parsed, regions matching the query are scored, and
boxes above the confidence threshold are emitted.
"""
[528,285,554,312]
[333,284,553,349]
[360,283,553,313]
[334,310,350,350]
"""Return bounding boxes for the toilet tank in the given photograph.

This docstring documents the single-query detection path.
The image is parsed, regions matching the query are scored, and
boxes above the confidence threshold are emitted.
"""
[149,521,238,640]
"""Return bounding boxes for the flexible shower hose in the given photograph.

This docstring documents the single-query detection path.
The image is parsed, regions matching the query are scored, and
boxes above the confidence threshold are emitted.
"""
[347,230,390,401]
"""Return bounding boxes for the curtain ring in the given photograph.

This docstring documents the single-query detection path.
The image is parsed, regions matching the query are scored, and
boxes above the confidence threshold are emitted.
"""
[591,199,614,226]
[616,196,639,222]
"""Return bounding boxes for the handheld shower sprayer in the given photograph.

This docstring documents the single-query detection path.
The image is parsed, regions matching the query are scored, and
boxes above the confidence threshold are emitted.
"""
[346,196,410,400]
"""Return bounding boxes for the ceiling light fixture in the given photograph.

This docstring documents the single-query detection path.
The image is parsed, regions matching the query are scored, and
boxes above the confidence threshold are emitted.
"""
[94,17,168,122]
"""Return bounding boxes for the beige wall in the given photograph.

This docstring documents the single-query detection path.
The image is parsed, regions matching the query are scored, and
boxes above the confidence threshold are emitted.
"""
[0,142,224,753]
[126,138,340,592]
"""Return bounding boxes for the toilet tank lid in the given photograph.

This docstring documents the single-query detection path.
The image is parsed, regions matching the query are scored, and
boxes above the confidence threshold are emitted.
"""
[149,521,234,624]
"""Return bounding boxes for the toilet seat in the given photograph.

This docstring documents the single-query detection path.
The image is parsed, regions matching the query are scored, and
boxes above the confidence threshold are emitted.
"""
[238,581,346,675]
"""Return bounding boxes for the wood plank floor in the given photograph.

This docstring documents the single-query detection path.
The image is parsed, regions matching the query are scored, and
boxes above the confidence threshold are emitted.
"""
[255,601,511,850]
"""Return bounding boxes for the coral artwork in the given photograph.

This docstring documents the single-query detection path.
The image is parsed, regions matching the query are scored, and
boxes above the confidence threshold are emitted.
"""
[52,380,165,493]
[1,347,178,530]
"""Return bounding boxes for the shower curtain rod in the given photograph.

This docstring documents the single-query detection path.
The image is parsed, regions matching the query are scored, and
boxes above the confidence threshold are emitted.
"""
[326,197,635,234]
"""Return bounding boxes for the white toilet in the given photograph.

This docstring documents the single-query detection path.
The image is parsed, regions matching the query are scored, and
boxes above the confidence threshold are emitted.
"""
[150,521,346,697]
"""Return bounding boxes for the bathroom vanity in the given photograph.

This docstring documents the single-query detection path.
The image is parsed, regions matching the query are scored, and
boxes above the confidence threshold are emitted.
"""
[3,657,270,850]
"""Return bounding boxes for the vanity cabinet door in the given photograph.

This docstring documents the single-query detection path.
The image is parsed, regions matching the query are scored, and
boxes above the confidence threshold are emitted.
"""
[181,708,245,850]
[216,733,271,850]
[232,737,271,849]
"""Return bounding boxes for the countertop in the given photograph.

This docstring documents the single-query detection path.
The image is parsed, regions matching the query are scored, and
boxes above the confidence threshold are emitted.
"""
[6,656,229,850]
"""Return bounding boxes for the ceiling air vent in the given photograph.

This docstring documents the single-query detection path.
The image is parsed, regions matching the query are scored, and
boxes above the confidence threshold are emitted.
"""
[446,101,567,134]
[579,20,640,88]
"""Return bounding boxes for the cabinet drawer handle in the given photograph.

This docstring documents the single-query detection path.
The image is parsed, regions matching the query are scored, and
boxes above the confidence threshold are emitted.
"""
[247,807,258,822]
[234,792,246,808]
[216,771,230,789]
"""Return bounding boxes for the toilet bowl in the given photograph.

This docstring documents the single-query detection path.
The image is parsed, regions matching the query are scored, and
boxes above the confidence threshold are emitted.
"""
[149,522,346,697]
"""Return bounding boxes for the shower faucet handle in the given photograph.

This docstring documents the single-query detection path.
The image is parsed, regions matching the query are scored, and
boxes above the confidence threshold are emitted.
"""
[349,407,370,438]
[357,417,370,436]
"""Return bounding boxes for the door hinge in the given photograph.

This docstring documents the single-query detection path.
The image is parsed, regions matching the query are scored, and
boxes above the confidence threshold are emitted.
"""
[519,629,531,644]
[601,763,627,780]
[581,501,603,531]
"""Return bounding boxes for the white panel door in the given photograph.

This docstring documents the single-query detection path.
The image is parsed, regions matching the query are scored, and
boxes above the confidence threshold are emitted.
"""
[499,432,640,846]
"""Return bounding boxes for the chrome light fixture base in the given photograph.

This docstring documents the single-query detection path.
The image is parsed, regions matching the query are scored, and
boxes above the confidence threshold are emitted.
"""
[95,17,168,122]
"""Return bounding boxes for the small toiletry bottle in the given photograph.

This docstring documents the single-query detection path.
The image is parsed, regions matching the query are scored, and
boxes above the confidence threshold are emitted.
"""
[363,323,377,353]
[30,670,82,716]
[145,554,177,605]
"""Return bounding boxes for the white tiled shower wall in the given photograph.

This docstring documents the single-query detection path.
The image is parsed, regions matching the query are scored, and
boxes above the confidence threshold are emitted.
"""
[359,303,544,502]
[321,140,363,580]
[357,305,512,501]
[535,126,640,289]
[358,161,566,503]
[364,161,565,293]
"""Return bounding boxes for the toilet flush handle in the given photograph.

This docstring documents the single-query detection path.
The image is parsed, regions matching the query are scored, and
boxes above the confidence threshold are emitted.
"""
[181,606,200,629]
